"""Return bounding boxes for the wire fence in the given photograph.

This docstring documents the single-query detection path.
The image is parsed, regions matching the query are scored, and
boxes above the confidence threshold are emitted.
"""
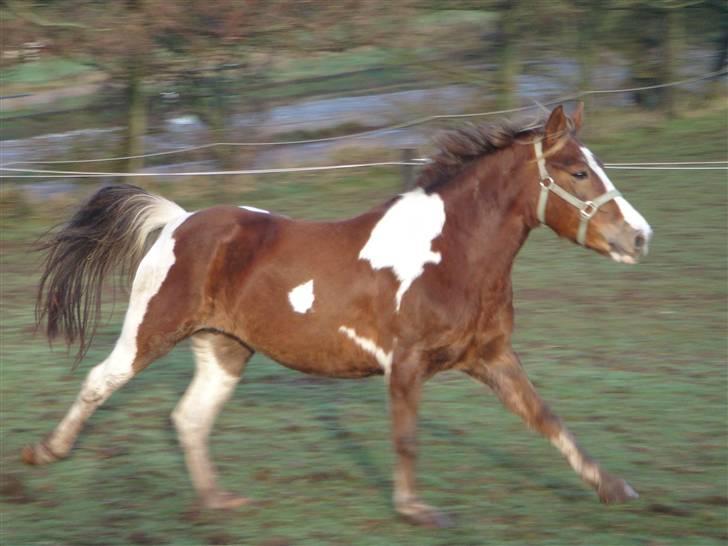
[1,160,726,179]
[1,68,725,178]
[2,68,725,167]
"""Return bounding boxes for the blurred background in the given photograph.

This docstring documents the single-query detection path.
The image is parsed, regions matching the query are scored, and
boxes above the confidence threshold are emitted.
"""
[1,2,726,545]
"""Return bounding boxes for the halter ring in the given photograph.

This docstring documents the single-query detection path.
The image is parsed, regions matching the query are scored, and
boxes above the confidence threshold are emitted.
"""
[540,176,554,189]
[580,201,597,219]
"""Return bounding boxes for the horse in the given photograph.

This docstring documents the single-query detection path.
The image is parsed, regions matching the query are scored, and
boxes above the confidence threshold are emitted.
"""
[23,104,652,527]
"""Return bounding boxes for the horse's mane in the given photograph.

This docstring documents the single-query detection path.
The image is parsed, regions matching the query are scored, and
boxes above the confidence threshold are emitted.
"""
[417,116,545,191]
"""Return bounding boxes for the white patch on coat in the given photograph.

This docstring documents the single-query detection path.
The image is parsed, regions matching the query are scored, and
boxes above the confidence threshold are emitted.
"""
[240,205,270,214]
[338,326,393,374]
[288,279,315,314]
[121,212,194,358]
[581,147,653,247]
[359,188,446,311]
[551,431,601,486]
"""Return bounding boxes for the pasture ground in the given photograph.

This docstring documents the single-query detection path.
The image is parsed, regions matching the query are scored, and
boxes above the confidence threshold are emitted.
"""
[1,106,726,545]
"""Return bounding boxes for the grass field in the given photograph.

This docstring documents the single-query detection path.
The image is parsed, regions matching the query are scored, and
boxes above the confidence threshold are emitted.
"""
[1,107,726,545]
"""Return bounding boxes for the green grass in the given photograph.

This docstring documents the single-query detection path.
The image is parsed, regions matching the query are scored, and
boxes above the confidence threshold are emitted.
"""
[1,108,726,545]
[0,59,96,88]
[270,47,402,83]
[414,9,497,29]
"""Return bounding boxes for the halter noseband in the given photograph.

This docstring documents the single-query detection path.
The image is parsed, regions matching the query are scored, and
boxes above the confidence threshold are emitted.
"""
[534,140,621,246]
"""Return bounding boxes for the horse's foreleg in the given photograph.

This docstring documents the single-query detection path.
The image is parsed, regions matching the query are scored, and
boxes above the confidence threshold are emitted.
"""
[464,350,638,504]
[389,354,452,527]
[172,332,252,510]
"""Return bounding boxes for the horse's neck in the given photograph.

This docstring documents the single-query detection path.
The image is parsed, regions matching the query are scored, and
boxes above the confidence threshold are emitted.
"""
[438,148,533,277]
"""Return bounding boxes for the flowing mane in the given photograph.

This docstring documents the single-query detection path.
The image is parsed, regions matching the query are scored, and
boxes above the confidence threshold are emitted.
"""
[417,116,545,191]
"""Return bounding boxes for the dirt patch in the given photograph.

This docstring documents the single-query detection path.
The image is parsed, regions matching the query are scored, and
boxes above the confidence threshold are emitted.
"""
[646,503,692,517]
[684,495,728,506]
[0,473,34,503]
[128,531,158,545]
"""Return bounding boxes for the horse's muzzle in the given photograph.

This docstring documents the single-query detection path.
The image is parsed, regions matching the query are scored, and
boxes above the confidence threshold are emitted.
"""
[608,224,653,264]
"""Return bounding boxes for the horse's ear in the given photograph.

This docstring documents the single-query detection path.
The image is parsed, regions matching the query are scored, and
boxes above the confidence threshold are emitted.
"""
[571,101,584,132]
[544,105,569,145]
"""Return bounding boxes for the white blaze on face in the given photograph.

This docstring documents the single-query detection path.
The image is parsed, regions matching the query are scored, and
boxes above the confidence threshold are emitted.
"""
[239,205,270,214]
[581,147,653,249]
[338,325,393,374]
[359,188,446,311]
[288,279,315,314]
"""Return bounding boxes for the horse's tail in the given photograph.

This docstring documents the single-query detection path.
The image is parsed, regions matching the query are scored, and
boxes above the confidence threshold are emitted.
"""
[36,183,187,365]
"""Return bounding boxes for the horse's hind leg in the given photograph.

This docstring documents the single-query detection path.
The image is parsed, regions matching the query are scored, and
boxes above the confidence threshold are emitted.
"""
[23,234,192,465]
[464,349,638,504]
[21,322,181,465]
[172,331,252,509]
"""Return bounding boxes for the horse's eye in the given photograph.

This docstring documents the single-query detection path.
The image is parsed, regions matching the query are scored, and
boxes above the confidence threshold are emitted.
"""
[572,171,588,180]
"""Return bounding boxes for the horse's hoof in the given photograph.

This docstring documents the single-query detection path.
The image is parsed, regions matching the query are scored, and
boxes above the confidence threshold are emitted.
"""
[21,442,63,466]
[598,475,639,504]
[202,491,252,510]
[397,500,454,528]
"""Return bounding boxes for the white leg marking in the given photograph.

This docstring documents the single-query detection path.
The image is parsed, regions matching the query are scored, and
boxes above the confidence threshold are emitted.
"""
[581,147,653,245]
[338,325,393,374]
[288,279,315,314]
[239,205,270,214]
[45,213,193,455]
[551,430,601,486]
[172,336,241,496]
[359,188,446,311]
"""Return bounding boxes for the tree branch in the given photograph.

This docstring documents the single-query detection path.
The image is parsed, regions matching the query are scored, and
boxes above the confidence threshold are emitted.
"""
[5,0,90,29]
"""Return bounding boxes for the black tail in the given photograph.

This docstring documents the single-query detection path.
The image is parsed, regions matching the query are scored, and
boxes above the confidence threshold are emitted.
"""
[36,184,187,365]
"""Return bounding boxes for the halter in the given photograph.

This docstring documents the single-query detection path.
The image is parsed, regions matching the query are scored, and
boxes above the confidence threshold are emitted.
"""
[534,140,621,246]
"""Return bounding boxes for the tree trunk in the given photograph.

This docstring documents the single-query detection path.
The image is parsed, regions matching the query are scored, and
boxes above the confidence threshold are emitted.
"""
[576,4,598,94]
[123,62,147,173]
[495,1,518,110]
[661,8,680,118]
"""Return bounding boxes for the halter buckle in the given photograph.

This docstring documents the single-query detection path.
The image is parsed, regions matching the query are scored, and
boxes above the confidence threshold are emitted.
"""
[540,176,554,190]
[580,201,597,219]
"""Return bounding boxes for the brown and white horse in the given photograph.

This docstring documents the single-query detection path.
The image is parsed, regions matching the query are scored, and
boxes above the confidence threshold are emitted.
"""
[24,105,651,526]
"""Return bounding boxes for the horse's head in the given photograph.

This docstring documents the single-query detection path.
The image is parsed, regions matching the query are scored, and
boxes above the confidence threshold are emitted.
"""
[533,104,652,263]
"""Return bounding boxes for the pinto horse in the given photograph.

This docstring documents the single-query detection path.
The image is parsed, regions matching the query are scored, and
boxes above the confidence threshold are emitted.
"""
[24,104,651,526]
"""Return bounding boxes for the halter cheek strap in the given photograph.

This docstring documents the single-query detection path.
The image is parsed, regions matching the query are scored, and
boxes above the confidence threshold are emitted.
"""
[534,140,621,246]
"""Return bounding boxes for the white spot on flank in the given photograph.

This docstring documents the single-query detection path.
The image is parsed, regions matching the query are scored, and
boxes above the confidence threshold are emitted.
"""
[288,279,315,313]
[338,326,393,374]
[240,205,270,214]
[359,188,446,311]
[581,147,653,248]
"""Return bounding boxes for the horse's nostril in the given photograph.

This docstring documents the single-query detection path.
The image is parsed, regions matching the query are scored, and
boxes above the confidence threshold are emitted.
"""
[634,234,645,250]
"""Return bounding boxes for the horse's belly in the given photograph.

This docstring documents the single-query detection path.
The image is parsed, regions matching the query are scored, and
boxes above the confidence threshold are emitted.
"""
[250,337,385,379]
[234,316,387,379]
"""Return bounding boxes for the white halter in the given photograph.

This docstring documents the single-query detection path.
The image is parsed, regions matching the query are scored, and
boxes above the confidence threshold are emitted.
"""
[534,140,621,245]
